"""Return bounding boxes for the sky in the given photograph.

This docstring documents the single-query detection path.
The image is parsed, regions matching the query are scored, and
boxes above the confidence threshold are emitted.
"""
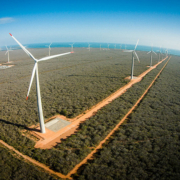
[0,0,180,50]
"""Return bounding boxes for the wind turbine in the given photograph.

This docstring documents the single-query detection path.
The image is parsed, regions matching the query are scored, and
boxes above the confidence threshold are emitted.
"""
[45,43,52,56]
[165,49,169,57]
[5,46,13,63]
[120,44,122,49]
[9,33,73,133]
[123,40,140,80]
[147,45,157,67]
[88,43,91,51]
[100,44,101,50]
[114,44,116,49]
[69,43,74,52]
[107,44,109,50]
[157,46,161,62]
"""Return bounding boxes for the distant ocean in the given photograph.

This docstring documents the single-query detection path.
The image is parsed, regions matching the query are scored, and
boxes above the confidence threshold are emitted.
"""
[1,42,180,56]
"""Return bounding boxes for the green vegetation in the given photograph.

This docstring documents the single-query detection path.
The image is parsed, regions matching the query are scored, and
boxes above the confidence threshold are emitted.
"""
[0,49,159,122]
[74,56,180,180]
[0,145,59,180]
[0,48,168,175]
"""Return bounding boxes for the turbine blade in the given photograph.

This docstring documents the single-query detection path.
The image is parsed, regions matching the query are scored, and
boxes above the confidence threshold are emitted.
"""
[147,51,151,54]
[6,45,8,50]
[38,51,73,62]
[153,51,157,55]
[134,39,139,50]
[26,63,37,100]
[134,51,140,62]
[9,33,36,60]
[5,51,8,55]
[123,50,133,52]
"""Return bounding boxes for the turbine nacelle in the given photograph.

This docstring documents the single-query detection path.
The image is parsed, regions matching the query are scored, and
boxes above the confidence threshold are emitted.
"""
[123,39,140,62]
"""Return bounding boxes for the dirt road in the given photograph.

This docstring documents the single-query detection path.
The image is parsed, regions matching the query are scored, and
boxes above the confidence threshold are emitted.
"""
[66,56,171,178]
[0,140,70,179]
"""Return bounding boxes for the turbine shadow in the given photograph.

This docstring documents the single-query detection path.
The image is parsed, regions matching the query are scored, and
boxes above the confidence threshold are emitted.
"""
[0,119,40,132]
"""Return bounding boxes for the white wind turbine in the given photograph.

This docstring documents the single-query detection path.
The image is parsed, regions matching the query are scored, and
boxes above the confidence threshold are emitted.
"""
[165,49,169,57]
[107,44,109,50]
[114,44,116,49]
[123,40,140,80]
[100,44,101,50]
[69,43,74,52]
[45,43,52,56]
[157,46,161,62]
[5,46,13,63]
[88,43,91,51]
[147,45,157,67]
[9,33,73,133]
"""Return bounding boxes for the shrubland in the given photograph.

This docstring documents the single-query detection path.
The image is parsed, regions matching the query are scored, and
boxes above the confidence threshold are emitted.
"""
[75,56,180,180]
[0,48,168,175]
[0,145,59,180]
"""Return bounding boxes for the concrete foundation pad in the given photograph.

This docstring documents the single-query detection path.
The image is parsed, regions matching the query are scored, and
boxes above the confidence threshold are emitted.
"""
[31,116,74,148]
[0,65,14,70]
[45,117,71,132]
[125,76,141,80]
[0,65,11,69]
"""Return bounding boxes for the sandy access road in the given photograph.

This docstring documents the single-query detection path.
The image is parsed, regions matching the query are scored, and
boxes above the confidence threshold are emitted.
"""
[34,56,168,149]
[66,56,171,178]
[0,140,69,179]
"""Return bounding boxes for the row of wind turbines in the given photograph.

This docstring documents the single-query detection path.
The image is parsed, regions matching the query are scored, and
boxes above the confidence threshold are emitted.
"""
[3,41,168,64]
[7,34,168,134]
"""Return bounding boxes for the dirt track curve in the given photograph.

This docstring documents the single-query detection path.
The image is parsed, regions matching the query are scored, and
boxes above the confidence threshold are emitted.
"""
[0,140,69,179]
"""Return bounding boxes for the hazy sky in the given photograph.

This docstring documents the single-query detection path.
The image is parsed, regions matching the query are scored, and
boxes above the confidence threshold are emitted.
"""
[0,0,180,50]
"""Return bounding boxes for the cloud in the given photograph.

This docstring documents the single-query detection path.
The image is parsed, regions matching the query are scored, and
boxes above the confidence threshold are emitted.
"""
[0,17,14,24]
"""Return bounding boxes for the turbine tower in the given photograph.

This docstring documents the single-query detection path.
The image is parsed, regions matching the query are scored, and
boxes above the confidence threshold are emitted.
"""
[100,44,101,50]
[46,43,52,56]
[165,49,168,57]
[157,46,161,62]
[120,44,122,49]
[69,43,74,52]
[114,44,116,49]
[147,45,157,67]
[123,40,140,80]
[9,33,73,133]
[107,44,109,50]
[5,46,13,63]
[88,43,91,51]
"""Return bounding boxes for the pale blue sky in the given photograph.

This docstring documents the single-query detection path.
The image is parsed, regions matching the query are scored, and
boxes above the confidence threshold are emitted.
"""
[0,0,180,50]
